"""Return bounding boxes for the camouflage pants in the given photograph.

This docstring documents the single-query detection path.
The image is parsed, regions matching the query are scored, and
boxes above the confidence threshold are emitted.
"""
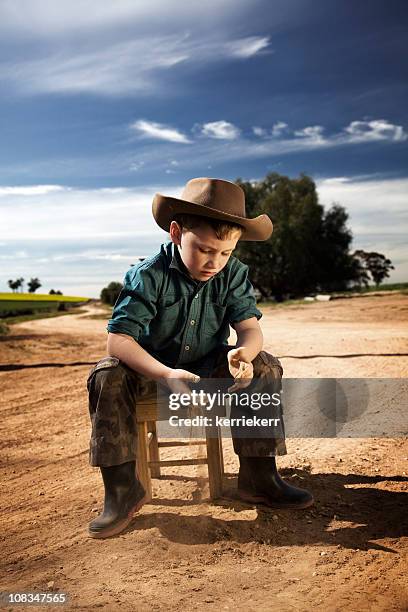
[86,346,287,467]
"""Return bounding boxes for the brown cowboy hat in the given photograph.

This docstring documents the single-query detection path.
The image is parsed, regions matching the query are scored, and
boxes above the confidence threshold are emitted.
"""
[152,177,273,241]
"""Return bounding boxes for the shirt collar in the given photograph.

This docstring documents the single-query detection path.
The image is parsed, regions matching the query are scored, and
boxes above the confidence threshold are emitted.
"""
[169,243,191,277]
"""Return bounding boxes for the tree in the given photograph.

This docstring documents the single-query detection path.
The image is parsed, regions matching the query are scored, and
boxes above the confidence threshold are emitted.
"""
[8,278,22,292]
[349,251,371,288]
[28,278,41,293]
[101,281,123,306]
[354,250,394,286]
[234,173,361,300]
[49,289,63,295]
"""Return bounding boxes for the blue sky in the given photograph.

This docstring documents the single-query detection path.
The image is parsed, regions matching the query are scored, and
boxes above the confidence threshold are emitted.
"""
[0,0,407,297]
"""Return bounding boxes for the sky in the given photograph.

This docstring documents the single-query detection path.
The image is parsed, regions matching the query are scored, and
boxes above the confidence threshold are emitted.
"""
[0,0,407,297]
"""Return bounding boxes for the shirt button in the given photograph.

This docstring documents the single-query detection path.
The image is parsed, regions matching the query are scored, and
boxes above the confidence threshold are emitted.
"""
[185,345,190,351]
[190,320,195,325]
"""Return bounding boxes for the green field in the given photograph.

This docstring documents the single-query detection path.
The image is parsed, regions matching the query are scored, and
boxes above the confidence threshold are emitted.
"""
[0,292,89,302]
[0,292,90,317]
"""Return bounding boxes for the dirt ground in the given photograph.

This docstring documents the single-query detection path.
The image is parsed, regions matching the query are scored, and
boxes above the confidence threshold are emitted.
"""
[1,294,407,611]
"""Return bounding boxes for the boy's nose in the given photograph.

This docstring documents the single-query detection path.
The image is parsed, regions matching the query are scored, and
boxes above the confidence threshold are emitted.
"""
[207,256,220,270]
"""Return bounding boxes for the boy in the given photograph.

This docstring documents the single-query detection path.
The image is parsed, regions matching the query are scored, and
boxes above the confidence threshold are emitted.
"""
[87,177,313,539]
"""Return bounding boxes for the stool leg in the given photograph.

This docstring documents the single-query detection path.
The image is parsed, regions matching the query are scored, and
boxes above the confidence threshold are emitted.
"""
[147,420,161,478]
[136,421,152,502]
[205,425,223,499]
[218,430,224,476]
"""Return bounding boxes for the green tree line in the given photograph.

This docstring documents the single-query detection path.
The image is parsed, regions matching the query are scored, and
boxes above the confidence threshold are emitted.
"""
[234,173,394,300]
[7,277,63,294]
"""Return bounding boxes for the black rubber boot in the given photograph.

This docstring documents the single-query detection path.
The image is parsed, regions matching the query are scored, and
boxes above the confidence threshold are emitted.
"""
[238,456,314,509]
[88,461,147,539]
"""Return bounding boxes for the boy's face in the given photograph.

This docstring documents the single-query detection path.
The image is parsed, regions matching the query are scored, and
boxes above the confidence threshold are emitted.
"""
[169,221,241,282]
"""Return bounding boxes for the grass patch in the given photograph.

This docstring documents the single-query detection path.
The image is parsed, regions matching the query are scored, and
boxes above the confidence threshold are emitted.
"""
[333,282,408,296]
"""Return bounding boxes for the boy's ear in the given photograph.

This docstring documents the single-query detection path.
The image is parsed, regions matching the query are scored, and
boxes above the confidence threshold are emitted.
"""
[169,220,182,246]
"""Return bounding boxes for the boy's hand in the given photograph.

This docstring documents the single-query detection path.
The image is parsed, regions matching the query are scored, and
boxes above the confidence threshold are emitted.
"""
[227,348,254,392]
[164,368,200,398]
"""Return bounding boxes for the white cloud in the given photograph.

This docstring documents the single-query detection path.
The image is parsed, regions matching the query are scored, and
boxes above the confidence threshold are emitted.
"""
[317,176,408,217]
[271,121,288,137]
[51,251,140,263]
[1,117,404,185]
[0,184,170,240]
[0,25,272,97]
[0,37,191,96]
[344,119,407,143]
[129,161,145,172]
[318,177,350,186]
[192,118,407,163]
[294,125,326,143]
[0,0,249,37]
[200,120,240,140]
[131,120,192,144]
[252,126,267,137]
[253,121,288,138]
[0,184,65,196]
[0,0,158,34]
[249,119,406,152]
[225,36,271,58]
[0,250,28,260]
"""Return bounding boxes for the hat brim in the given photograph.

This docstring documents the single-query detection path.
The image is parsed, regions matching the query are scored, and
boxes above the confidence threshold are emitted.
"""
[152,194,273,241]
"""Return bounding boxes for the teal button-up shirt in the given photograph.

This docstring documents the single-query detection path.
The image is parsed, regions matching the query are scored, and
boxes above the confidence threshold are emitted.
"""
[107,241,262,369]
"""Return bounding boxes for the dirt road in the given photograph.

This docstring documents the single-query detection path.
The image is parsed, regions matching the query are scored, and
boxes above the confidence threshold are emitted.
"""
[1,295,407,611]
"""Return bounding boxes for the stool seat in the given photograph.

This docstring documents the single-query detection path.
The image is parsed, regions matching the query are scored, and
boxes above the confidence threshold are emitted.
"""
[136,393,224,501]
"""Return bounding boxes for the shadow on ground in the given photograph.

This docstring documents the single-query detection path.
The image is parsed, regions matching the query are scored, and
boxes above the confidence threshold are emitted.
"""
[120,468,408,552]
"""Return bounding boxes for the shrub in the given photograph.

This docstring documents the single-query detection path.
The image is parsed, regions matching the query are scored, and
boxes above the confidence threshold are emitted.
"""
[101,282,123,306]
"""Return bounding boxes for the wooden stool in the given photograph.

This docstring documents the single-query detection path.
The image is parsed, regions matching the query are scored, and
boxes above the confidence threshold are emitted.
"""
[136,393,224,501]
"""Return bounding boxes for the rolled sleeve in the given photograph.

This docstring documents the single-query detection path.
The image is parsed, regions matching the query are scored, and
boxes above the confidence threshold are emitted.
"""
[226,264,262,324]
[107,264,161,341]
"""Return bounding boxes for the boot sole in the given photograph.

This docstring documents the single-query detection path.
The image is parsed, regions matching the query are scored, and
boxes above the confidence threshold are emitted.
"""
[88,492,149,539]
[237,488,314,509]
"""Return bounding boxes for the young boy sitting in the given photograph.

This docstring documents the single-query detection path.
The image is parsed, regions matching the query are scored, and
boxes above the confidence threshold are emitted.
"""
[87,177,313,539]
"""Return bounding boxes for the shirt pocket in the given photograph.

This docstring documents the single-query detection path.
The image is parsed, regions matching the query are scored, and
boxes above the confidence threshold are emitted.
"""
[155,297,186,328]
[203,302,227,337]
